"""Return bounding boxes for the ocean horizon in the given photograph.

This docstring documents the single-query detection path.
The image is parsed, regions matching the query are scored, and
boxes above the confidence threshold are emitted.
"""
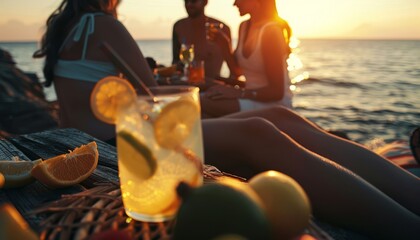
[1,39,419,145]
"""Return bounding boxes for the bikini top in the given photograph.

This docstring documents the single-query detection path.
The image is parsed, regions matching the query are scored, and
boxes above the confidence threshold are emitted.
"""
[54,13,118,82]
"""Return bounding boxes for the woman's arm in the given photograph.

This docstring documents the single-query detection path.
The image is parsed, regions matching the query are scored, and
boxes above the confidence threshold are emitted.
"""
[206,24,289,103]
[211,22,243,78]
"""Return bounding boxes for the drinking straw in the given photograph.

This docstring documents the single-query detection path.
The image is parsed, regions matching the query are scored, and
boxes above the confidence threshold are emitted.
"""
[100,41,156,101]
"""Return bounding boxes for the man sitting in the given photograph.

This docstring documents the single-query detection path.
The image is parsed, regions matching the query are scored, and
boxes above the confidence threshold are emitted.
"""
[172,0,232,78]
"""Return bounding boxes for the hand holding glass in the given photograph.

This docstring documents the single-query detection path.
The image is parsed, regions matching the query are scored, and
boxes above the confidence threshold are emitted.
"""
[205,21,224,41]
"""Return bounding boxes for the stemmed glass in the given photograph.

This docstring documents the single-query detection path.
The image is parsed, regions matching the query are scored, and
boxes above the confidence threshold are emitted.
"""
[179,44,195,81]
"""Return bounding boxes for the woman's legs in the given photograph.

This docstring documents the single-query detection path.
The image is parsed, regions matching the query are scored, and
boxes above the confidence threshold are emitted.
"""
[202,118,420,239]
[224,107,420,215]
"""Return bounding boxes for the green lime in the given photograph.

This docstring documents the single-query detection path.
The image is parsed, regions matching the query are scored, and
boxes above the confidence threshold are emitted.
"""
[117,131,158,179]
[154,97,199,149]
[0,159,42,188]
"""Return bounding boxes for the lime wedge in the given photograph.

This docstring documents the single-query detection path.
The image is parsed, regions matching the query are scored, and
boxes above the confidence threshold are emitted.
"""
[117,131,157,179]
[0,159,42,188]
[154,97,199,149]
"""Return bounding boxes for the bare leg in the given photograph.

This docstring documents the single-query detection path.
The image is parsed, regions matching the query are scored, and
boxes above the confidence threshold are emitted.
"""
[202,118,420,239]
[224,107,420,215]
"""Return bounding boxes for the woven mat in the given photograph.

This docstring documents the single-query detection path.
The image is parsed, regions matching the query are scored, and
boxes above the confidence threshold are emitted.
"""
[30,165,333,240]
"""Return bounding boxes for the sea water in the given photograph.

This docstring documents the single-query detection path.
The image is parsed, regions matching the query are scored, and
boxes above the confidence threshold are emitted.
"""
[1,39,419,144]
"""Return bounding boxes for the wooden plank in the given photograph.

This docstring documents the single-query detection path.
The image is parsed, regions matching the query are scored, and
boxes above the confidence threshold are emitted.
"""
[0,128,120,230]
[8,128,120,185]
[0,139,31,161]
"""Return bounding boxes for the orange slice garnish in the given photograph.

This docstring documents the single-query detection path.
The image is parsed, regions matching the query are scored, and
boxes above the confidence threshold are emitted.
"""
[153,97,199,149]
[30,142,99,189]
[90,76,136,124]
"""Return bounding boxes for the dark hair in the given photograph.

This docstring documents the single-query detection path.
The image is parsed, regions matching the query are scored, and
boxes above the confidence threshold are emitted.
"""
[33,0,119,86]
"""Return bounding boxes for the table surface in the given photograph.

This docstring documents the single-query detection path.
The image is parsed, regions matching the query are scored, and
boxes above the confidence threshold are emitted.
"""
[0,128,124,229]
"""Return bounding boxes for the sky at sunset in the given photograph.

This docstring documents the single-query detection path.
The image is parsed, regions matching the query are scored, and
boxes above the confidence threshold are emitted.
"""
[1,0,420,42]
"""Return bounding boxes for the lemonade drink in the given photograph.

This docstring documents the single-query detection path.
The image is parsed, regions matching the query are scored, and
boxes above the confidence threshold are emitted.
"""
[116,86,203,222]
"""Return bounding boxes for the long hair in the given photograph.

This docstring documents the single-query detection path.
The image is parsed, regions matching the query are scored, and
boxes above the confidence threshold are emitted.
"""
[33,0,118,86]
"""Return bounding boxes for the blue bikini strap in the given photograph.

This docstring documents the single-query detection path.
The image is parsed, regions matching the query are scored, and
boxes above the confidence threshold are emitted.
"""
[59,13,105,59]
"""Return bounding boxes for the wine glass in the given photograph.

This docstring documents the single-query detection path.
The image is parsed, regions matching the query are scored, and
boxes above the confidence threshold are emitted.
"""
[179,44,194,81]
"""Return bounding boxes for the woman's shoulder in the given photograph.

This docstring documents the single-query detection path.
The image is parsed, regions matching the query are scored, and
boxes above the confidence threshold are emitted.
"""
[260,21,285,37]
[94,14,129,35]
[262,21,283,30]
[95,14,123,27]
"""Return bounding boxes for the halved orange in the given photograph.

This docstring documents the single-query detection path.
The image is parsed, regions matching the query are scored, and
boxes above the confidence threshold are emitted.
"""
[30,142,99,189]
[0,173,4,188]
[90,76,136,124]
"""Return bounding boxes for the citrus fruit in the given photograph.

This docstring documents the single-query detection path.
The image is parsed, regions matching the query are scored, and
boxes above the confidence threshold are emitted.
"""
[173,183,270,240]
[249,171,311,240]
[0,173,4,188]
[0,203,38,240]
[90,76,136,124]
[117,131,157,179]
[154,97,199,149]
[217,176,264,209]
[0,159,42,188]
[30,142,99,189]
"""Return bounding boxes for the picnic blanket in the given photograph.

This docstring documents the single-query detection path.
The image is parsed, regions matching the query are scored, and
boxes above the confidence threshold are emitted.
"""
[373,140,420,177]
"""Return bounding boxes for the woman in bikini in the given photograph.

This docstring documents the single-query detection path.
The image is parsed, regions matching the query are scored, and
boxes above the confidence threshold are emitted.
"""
[33,0,156,141]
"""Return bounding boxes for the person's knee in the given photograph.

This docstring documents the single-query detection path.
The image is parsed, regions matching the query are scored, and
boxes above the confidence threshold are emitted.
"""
[237,117,278,137]
[268,106,299,119]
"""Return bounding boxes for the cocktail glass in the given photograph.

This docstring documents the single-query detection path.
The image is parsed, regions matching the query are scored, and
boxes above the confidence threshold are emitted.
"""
[188,60,205,85]
[116,86,203,222]
[179,44,194,81]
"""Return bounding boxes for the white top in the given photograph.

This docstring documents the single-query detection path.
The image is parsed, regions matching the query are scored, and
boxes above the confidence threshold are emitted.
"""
[235,21,293,109]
